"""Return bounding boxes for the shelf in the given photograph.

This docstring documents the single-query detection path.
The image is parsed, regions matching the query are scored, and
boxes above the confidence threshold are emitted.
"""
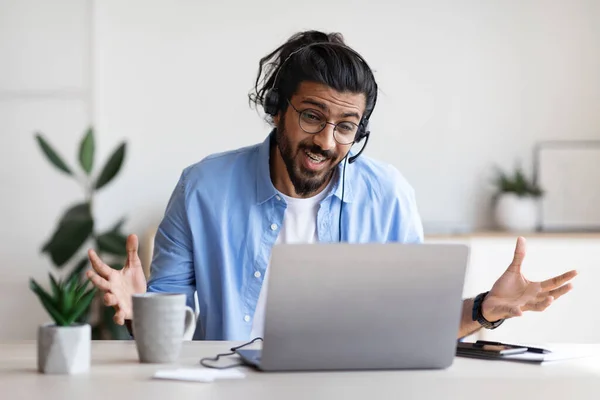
[425,230,600,240]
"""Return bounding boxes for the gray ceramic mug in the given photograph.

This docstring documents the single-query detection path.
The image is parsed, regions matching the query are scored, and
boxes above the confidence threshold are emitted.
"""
[132,293,196,363]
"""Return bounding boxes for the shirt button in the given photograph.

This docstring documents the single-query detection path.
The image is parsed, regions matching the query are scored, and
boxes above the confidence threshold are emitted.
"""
[244,315,250,322]
[254,271,262,278]
[270,223,278,231]
[275,195,281,201]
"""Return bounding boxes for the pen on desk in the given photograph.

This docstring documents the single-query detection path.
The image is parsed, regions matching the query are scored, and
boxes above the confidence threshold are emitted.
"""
[475,340,552,354]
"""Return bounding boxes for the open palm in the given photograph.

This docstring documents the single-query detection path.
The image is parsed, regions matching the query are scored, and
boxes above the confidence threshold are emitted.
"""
[86,234,147,325]
[481,237,577,322]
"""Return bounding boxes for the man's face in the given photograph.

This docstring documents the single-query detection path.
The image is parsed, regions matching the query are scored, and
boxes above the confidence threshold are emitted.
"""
[274,81,366,197]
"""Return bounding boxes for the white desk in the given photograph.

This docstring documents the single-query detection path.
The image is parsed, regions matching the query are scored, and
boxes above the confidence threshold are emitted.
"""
[2,341,600,400]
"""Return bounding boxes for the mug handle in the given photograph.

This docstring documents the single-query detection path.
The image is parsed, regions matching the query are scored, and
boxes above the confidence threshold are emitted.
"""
[183,306,196,341]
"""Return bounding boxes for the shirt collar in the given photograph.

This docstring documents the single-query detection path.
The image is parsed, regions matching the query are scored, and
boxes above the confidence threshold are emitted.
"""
[256,130,279,205]
[255,129,354,205]
[330,159,354,204]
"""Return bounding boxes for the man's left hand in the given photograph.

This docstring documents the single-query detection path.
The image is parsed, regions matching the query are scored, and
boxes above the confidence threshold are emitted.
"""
[481,237,578,322]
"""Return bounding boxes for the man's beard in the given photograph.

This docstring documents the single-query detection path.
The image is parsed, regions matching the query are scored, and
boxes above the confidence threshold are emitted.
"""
[276,118,339,197]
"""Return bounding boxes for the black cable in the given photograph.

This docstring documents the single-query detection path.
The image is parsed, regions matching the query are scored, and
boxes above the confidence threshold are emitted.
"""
[199,337,263,369]
[338,157,347,242]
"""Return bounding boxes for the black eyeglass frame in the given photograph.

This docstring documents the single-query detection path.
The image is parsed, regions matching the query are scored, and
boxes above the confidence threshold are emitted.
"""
[286,100,360,145]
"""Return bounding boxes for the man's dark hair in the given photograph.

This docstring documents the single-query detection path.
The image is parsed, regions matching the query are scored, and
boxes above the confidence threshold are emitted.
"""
[249,30,378,123]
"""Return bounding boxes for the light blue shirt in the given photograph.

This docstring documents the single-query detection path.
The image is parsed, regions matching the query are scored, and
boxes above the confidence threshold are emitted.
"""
[147,131,424,340]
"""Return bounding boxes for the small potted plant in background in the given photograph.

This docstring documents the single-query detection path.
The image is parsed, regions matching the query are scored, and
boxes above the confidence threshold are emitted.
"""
[30,272,96,374]
[492,163,544,232]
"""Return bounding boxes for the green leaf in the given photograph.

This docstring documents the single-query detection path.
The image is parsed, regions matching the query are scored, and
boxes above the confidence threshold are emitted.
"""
[493,164,544,198]
[75,307,92,324]
[96,231,128,256]
[65,287,96,325]
[60,282,76,315]
[74,280,91,303]
[34,133,73,176]
[29,278,68,326]
[65,257,89,286]
[48,273,60,299]
[110,217,126,233]
[41,203,94,267]
[109,262,124,271]
[78,127,95,175]
[94,142,126,190]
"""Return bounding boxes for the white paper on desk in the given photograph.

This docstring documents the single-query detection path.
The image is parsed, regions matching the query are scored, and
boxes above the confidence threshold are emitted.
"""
[153,368,246,383]
[502,344,598,364]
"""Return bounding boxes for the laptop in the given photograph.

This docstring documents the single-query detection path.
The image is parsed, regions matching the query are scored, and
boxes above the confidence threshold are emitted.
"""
[236,242,470,371]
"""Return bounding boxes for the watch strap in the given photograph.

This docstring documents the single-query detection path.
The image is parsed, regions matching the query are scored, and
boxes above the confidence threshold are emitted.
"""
[472,291,504,329]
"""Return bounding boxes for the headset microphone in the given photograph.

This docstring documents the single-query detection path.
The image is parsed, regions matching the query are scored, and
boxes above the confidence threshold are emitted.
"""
[348,132,370,164]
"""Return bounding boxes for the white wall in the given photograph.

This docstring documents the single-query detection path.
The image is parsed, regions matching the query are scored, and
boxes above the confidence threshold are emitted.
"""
[92,0,600,236]
[2,0,600,340]
[0,0,92,338]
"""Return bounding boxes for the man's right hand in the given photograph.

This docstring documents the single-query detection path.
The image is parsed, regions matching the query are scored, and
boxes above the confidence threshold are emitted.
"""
[86,234,148,325]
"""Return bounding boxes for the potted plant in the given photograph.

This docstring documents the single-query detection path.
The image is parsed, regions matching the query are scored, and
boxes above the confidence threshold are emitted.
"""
[34,127,131,340]
[492,164,544,232]
[30,272,96,374]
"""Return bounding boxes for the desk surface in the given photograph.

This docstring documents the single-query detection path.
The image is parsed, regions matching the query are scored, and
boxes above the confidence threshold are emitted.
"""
[2,341,600,400]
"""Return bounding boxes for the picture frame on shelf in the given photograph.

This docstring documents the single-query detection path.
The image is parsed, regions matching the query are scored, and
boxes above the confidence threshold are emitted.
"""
[534,141,600,232]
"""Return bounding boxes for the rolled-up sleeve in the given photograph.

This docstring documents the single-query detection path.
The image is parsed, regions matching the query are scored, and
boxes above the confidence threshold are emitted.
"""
[146,169,196,310]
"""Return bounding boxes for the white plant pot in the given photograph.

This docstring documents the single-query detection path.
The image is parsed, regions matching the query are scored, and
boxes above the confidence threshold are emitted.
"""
[494,193,540,232]
[37,323,91,374]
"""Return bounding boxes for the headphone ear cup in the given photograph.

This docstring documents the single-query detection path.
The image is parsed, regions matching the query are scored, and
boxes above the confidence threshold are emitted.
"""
[264,90,280,116]
[355,119,370,143]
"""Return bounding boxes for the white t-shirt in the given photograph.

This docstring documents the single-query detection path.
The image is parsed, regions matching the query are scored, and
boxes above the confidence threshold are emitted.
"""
[249,182,333,338]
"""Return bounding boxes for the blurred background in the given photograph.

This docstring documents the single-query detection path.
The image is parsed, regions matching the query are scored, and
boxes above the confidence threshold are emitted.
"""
[1,0,600,342]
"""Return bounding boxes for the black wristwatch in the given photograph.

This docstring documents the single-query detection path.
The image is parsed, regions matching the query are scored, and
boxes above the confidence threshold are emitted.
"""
[472,291,504,329]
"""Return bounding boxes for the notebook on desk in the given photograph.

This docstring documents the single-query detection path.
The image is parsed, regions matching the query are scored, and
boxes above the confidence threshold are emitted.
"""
[456,340,597,364]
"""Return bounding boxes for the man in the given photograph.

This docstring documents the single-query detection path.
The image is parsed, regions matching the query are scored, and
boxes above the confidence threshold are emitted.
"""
[87,30,577,341]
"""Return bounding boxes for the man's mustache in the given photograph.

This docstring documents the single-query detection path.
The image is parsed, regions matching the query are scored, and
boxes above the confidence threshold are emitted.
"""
[299,144,336,160]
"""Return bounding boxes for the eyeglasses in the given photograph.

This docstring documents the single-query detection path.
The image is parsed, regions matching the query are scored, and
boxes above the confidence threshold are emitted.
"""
[287,100,359,145]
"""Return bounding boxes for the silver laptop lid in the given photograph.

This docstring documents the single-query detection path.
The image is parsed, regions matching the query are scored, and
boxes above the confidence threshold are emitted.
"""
[260,243,469,371]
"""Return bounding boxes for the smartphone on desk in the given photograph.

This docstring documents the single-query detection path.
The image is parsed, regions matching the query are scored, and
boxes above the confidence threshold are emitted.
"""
[457,342,528,356]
